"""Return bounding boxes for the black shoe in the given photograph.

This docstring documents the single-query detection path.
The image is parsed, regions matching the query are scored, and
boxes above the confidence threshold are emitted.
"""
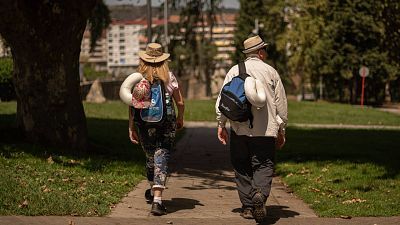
[240,207,254,219]
[252,191,267,223]
[145,189,153,204]
[151,202,167,216]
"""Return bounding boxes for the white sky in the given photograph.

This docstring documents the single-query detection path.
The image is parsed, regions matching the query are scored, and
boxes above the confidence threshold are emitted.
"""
[104,0,240,9]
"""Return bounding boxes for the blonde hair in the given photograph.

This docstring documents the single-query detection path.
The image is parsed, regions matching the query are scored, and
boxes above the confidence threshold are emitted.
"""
[138,59,170,84]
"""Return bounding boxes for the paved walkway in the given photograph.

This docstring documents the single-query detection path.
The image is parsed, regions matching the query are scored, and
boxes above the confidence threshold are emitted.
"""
[1,121,399,225]
[109,122,316,220]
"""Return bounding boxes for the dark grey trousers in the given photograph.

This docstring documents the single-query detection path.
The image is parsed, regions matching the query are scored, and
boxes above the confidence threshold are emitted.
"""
[230,130,276,207]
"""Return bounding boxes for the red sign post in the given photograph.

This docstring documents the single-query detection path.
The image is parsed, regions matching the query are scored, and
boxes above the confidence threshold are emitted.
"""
[359,66,369,106]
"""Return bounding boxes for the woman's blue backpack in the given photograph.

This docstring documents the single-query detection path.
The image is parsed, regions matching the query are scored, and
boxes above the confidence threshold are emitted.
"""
[135,79,167,128]
[218,62,253,128]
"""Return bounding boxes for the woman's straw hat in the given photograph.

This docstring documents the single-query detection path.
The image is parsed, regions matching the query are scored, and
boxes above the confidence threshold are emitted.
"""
[138,43,170,63]
[242,35,268,54]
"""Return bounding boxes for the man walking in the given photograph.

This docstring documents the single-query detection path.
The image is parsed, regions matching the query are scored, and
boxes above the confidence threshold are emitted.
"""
[215,35,288,222]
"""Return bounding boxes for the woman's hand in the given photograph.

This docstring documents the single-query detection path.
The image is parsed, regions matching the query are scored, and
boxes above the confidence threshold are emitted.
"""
[129,128,139,144]
[176,116,184,130]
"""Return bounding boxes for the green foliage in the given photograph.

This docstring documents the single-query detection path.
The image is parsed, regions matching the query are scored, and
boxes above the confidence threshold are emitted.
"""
[0,57,13,83]
[88,1,111,52]
[82,64,108,81]
[232,0,266,62]
[236,0,400,103]
[277,0,400,104]
[168,0,220,96]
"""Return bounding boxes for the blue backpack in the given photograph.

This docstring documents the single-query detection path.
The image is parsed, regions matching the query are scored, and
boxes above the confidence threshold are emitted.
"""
[135,79,167,128]
[218,62,253,128]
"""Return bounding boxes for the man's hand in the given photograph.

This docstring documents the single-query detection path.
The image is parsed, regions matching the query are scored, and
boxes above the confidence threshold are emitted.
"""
[129,128,139,144]
[217,127,229,145]
[276,129,286,149]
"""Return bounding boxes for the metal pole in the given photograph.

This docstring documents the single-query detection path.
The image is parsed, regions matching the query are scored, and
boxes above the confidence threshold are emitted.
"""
[164,0,168,52]
[319,76,323,100]
[147,0,152,43]
[361,76,365,107]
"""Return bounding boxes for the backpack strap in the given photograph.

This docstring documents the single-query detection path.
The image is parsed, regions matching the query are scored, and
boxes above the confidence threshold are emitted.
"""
[238,62,254,129]
[238,62,249,80]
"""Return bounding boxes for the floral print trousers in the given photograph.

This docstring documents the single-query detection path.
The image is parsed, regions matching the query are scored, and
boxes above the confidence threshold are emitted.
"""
[134,103,176,189]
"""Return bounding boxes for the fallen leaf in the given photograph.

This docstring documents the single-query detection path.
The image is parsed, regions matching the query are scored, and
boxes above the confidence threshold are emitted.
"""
[47,156,54,164]
[340,215,352,219]
[342,198,366,204]
[18,200,28,208]
[41,186,52,193]
[310,187,320,192]
[166,221,173,224]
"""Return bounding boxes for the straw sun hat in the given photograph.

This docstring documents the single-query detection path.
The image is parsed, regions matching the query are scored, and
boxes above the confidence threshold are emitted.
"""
[242,35,268,54]
[138,43,170,63]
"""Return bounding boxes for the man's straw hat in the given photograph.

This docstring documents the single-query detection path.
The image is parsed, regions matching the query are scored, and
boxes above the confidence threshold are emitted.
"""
[242,35,268,54]
[138,43,170,63]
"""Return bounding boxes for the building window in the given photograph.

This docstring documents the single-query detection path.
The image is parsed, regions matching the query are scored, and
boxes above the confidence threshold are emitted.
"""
[119,25,124,30]
[120,33,125,38]
[119,39,125,43]
[120,52,125,56]
[109,52,113,56]
[119,46,125,50]
[120,58,125,64]
[108,46,113,50]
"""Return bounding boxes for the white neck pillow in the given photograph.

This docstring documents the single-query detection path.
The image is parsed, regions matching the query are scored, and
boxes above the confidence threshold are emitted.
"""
[244,77,267,108]
[119,72,143,106]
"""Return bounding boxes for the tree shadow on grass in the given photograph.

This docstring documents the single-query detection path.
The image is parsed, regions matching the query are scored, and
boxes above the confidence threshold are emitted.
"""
[279,127,400,179]
[0,114,149,171]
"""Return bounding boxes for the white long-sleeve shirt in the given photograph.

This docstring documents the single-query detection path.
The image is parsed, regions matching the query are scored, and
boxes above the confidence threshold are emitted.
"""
[215,57,288,137]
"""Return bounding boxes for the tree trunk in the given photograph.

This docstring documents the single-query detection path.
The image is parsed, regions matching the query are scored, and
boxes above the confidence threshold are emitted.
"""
[0,0,97,153]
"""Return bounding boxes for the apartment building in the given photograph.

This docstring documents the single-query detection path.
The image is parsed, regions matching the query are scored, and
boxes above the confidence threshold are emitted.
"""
[106,20,145,76]
[80,30,108,72]
[213,13,236,68]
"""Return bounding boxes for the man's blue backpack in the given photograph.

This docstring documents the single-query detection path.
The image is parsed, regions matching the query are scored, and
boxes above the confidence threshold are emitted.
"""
[135,79,167,128]
[218,62,253,128]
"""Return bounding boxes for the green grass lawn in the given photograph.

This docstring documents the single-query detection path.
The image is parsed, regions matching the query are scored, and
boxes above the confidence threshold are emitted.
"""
[1,100,399,217]
[179,99,400,126]
[0,101,147,216]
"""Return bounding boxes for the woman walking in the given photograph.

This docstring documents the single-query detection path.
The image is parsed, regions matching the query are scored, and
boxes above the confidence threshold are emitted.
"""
[128,43,184,215]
